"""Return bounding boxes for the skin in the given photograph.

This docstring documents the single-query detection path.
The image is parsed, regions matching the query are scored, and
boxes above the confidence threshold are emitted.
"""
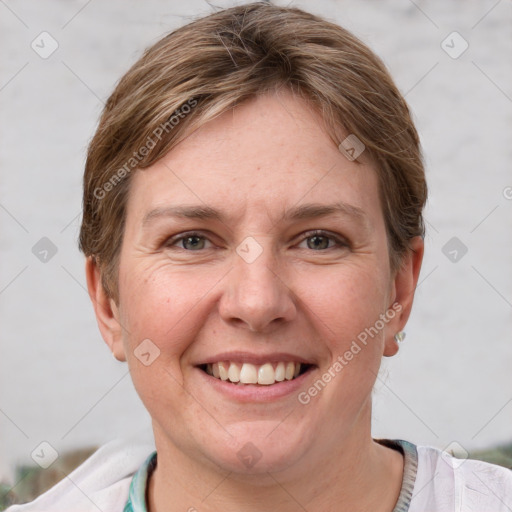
[86,88,423,511]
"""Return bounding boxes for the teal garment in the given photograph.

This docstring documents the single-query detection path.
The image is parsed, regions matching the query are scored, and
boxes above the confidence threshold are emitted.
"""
[123,439,418,512]
[123,451,157,512]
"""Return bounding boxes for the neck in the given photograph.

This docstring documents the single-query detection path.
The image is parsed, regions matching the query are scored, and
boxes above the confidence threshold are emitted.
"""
[147,406,404,512]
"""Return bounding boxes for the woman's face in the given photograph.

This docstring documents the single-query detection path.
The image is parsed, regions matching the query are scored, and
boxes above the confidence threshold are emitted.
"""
[90,89,421,476]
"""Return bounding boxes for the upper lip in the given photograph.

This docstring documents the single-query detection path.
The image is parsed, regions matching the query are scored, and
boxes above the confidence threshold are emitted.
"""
[195,351,317,366]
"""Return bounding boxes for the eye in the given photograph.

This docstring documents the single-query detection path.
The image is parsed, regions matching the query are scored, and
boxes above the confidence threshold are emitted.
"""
[165,232,213,251]
[298,230,348,251]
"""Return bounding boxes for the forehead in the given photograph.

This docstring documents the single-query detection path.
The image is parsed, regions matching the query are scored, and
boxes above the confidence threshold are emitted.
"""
[124,90,383,231]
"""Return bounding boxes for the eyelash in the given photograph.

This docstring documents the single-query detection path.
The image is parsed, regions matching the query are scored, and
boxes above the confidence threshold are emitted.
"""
[164,230,349,251]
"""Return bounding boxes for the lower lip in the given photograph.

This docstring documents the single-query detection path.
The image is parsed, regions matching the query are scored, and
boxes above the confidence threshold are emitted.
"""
[195,366,316,403]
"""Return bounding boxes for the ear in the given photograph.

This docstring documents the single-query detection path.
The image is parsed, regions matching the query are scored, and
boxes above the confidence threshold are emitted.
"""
[85,256,126,361]
[383,236,424,357]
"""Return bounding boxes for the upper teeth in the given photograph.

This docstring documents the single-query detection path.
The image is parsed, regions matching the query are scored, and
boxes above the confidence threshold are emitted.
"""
[205,361,302,385]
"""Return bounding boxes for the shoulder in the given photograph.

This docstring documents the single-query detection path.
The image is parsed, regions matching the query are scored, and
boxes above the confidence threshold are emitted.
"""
[5,436,155,512]
[410,442,512,511]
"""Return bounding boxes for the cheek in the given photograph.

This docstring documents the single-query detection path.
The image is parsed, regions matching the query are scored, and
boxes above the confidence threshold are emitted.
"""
[117,263,210,410]
[118,260,219,357]
[303,261,390,353]
[292,263,390,419]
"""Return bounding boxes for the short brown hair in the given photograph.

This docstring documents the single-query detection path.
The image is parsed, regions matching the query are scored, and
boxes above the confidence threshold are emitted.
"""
[78,1,427,305]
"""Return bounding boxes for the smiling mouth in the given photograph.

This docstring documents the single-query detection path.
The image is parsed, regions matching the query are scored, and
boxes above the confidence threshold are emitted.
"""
[199,361,313,385]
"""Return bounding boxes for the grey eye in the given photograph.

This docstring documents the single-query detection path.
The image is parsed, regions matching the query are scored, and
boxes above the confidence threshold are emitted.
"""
[306,235,332,250]
[180,235,207,250]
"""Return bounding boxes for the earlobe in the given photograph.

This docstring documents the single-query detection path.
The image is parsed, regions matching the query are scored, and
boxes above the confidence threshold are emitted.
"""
[383,237,424,357]
[84,257,126,362]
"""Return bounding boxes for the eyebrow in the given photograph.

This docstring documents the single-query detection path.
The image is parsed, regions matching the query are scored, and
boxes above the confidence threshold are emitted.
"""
[141,202,370,229]
[142,205,223,226]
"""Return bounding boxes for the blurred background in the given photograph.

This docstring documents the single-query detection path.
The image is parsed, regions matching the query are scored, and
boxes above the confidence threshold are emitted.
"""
[1,0,511,506]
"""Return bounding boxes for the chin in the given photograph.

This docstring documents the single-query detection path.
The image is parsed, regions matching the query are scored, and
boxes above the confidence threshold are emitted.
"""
[203,419,313,475]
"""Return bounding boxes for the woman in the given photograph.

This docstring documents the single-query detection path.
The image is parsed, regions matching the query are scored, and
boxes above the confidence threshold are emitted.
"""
[8,2,511,511]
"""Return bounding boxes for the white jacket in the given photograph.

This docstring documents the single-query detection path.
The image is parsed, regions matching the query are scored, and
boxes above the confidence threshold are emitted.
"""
[5,437,512,511]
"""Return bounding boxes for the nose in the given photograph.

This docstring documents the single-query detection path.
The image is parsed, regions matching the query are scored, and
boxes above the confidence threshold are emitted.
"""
[218,240,297,333]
